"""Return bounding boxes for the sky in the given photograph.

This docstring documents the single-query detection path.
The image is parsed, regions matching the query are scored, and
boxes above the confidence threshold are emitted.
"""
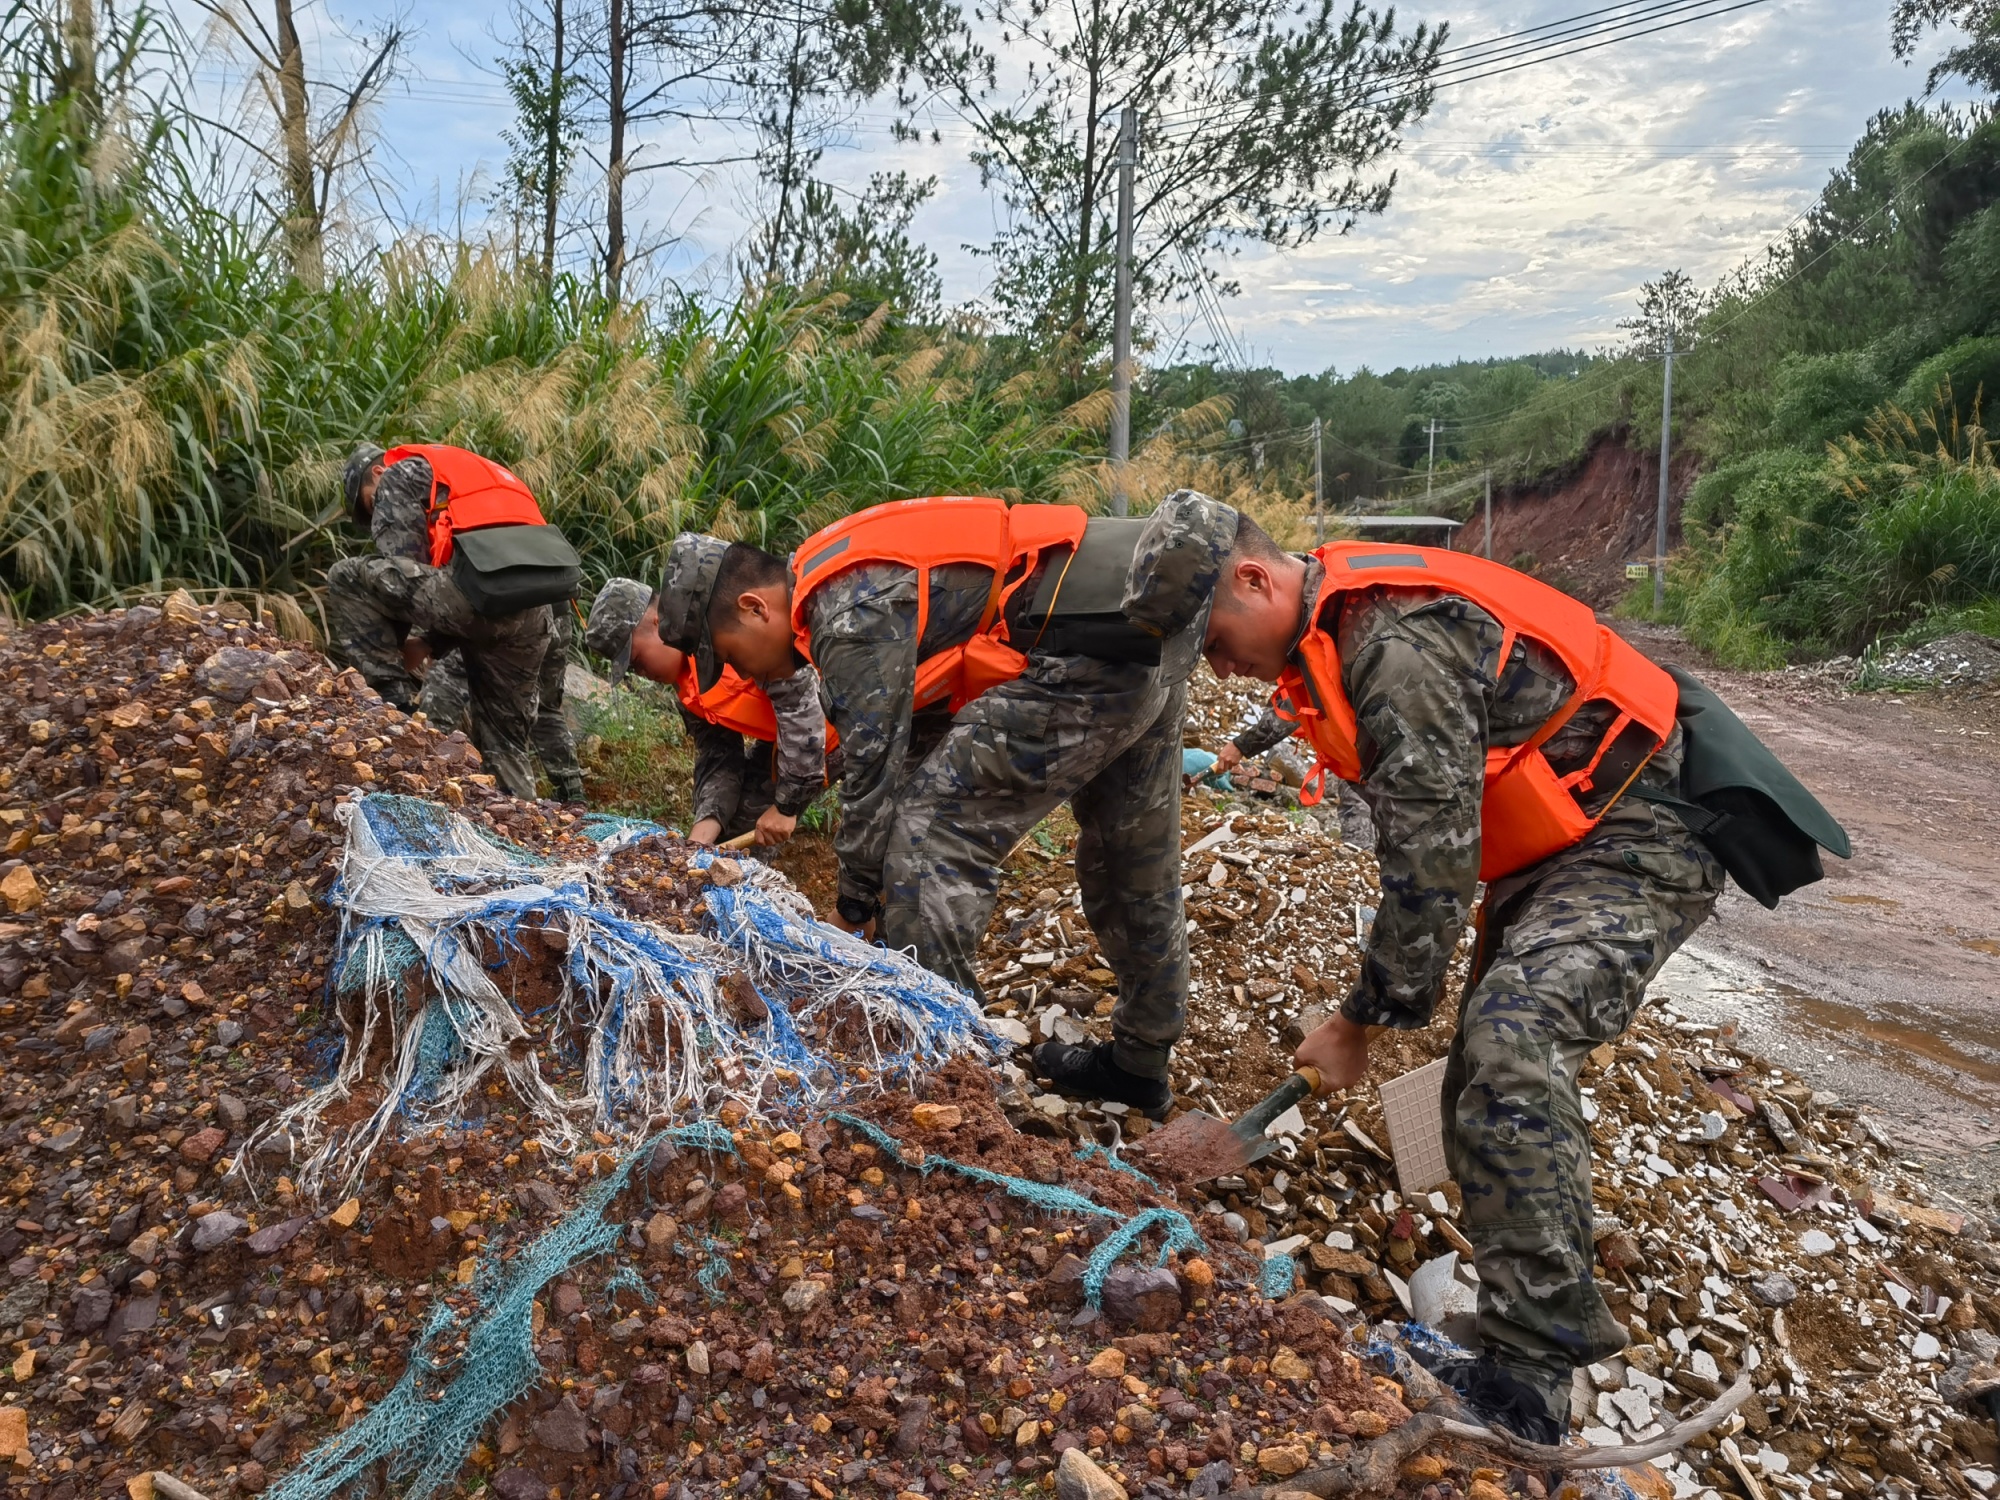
[176,0,1981,377]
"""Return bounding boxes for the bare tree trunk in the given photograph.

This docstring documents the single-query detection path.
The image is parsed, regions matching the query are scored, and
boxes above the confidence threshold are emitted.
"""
[760,9,809,281]
[1063,0,1107,343]
[272,0,326,291]
[605,0,627,303]
[542,0,565,286]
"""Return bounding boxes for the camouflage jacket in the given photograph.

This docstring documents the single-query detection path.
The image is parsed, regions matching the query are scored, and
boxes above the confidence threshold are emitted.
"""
[1232,703,1297,759]
[370,455,435,565]
[1292,564,1684,1030]
[804,490,1237,916]
[756,667,827,818]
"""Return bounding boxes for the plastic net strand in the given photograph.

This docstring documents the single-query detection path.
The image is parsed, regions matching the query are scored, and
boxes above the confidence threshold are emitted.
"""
[265,1135,660,1500]
[827,1113,1204,1310]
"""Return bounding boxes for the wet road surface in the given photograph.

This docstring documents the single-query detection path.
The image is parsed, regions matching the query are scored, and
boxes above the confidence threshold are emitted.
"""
[1625,627,2000,1213]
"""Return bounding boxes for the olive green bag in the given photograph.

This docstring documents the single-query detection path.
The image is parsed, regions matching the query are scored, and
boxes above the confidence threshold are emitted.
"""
[448,524,582,616]
[1632,665,1851,908]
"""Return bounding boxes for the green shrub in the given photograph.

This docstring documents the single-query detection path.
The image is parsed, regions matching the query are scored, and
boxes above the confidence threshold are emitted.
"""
[1768,352,1889,451]
[1894,335,2000,424]
[574,683,692,827]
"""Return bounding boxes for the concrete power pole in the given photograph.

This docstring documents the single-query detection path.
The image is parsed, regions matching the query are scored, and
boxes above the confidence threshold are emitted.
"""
[1313,416,1324,544]
[1107,107,1138,517]
[1426,417,1439,499]
[1483,469,1493,559]
[1654,329,1675,612]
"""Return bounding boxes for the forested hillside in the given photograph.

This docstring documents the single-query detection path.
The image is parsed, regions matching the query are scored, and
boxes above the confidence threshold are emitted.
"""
[1190,74,2000,664]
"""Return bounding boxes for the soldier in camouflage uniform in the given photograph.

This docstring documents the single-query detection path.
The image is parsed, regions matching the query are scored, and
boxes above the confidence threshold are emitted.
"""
[1201,518,1724,1443]
[325,444,554,801]
[1214,700,1374,845]
[581,575,822,844]
[653,492,1242,1116]
[422,605,585,802]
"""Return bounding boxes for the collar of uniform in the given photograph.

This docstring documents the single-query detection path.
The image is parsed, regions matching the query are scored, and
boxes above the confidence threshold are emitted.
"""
[1286,554,1324,667]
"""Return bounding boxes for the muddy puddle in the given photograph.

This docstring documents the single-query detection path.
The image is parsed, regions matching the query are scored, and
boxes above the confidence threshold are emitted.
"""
[1654,941,2000,1207]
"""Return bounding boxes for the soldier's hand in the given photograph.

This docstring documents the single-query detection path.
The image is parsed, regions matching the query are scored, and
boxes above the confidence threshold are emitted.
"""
[1294,1012,1372,1092]
[689,818,723,847]
[754,807,797,847]
[1216,742,1244,773]
[844,917,877,943]
[401,636,433,676]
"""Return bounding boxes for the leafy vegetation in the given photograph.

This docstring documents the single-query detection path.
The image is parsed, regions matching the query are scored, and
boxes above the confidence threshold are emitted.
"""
[0,9,1115,621]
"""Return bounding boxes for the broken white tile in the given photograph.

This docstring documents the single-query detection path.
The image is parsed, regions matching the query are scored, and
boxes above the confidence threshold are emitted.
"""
[1798,1229,1837,1256]
[1265,1104,1307,1139]
[1912,1331,1942,1362]
[1610,1385,1654,1430]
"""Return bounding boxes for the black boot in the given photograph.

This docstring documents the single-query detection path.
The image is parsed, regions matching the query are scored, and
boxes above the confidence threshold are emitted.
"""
[1409,1351,1564,1445]
[1030,1040,1171,1121]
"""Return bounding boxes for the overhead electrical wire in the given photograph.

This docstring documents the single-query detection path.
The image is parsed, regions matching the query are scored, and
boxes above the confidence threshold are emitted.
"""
[1147,0,1773,142]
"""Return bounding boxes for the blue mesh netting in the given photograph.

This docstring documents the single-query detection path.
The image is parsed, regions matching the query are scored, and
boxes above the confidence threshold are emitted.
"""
[259,794,1002,1200]
[1074,1140,1160,1189]
[1260,1253,1297,1299]
[695,1236,732,1303]
[603,1265,653,1308]
[828,1112,1203,1309]
[265,1134,660,1500]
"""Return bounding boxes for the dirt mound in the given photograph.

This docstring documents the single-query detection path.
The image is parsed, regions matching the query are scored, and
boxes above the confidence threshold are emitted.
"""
[0,603,1470,1500]
[1458,434,1701,610]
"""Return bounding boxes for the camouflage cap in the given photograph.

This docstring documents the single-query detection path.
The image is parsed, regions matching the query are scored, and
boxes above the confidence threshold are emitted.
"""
[342,442,387,526]
[1123,489,1240,639]
[656,533,731,691]
[583,577,655,687]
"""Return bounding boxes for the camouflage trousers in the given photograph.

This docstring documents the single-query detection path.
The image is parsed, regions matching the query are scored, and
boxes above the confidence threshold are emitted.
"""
[882,653,1190,1080]
[1443,794,1722,1411]
[323,555,552,801]
[424,607,584,801]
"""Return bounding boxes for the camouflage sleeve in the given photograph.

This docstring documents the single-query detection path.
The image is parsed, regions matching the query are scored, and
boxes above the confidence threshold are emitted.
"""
[761,666,826,817]
[1338,593,1502,1030]
[684,710,748,830]
[370,456,434,565]
[806,571,923,919]
[1121,489,1238,639]
[1232,704,1296,758]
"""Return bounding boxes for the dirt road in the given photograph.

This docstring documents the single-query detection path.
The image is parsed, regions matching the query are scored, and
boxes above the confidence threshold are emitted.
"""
[1621,625,2000,1212]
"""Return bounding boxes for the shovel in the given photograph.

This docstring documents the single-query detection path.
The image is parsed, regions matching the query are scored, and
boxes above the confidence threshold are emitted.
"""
[1134,1066,1325,1182]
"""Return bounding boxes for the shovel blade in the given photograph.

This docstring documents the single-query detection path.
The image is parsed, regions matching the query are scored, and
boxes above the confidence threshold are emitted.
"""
[1134,1108,1257,1183]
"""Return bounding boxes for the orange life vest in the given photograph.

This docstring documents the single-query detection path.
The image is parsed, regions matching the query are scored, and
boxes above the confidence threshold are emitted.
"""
[384,443,549,569]
[789,496,1090,713]
[676,657,779,741]
[1279,542,1681,882]
[673,649,844,752]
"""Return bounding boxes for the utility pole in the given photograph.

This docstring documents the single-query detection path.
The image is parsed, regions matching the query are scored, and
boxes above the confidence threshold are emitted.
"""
[1313,416,1324,544]
[1426,418,1439,499]
[1107,106,1138,516]
[1483,469,1493,559]
[1655,329,1675,612]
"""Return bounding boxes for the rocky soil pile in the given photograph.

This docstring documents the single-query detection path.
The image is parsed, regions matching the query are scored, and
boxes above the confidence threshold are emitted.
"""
[0,603,1509,1500]
[4,605,1998,1500]
[975,676,2000,1500]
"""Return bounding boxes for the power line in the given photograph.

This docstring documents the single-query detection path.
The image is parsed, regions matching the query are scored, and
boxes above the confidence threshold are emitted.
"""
[1149,0,1773,140]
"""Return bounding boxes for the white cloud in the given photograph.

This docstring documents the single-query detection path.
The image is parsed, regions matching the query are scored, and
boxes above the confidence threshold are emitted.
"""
[171,0,1980,373]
